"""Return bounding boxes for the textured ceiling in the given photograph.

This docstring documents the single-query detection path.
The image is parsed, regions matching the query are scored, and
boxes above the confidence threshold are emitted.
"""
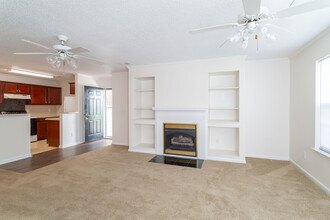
[0,0,329,77]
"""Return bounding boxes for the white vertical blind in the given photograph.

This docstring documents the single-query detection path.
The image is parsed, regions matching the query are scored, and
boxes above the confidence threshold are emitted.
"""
[319,56,330,154]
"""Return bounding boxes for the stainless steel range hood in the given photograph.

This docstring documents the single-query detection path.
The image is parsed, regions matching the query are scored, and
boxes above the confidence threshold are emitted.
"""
[4,93,31,100]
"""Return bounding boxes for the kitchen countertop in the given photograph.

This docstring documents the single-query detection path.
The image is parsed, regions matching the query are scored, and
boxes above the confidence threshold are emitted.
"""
[30,115,59,119]
[45,117,60,121]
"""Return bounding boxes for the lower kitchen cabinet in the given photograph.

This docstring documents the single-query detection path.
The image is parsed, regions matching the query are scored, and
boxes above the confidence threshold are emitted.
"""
[37,118,47,140]
[47,120,60,147]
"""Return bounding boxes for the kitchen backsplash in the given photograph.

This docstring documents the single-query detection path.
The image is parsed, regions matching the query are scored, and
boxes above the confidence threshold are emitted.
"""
[0,99,26,111]
[25,105,60,116]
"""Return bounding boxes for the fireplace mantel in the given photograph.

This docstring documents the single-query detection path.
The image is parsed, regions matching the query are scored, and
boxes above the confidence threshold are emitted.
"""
[152,107,208,111]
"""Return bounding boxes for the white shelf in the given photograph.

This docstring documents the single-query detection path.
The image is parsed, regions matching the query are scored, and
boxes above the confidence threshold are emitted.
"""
[134,107,154,110]
[133,118,155,124]
[208,120,239,128]
[209,87,239,90]
[130,143,156,154]
[209,108,239,110]
[208,149,239,157]
[135,89,155,92]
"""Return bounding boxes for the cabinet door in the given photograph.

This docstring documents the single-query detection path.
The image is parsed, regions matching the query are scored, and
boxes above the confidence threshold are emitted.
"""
[31,86,48,105]
[4,83,18,94]
[37,121,47,140]
[19,84,30,94]
[48,87,62,105]
[69,83,75,95]
[0,82,4,104]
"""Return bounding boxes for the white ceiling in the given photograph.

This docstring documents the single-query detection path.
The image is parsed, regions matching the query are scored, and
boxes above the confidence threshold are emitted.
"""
[0,0,329,77]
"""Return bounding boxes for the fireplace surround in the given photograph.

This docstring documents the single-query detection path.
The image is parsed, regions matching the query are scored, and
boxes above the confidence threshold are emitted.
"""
[163,123,197,157]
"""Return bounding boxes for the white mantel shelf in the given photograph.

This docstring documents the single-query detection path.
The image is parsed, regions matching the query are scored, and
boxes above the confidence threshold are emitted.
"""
[152,107,208,111]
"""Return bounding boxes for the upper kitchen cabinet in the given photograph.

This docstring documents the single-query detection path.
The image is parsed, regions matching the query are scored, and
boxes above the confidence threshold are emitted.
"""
[48,87,62,105]
[4,82,30,94]
[69,82,75,95]
[30,86,48,105]
[0,82,4,104]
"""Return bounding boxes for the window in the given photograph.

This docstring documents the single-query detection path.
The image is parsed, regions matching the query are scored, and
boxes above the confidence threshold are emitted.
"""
[316,55,330,155]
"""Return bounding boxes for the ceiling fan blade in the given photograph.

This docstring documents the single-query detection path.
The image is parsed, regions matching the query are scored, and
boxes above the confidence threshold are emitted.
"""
[74,55,104,65]
[219,39,229,48]
[190,23,240,34]
[67,47,89,54]
[274,0,330,19]
[242,0,261,15]
[14,52,53,55]
[21,39,51,50]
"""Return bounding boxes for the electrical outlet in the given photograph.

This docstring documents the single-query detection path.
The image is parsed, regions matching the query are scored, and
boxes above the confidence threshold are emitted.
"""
[303,151,307,159]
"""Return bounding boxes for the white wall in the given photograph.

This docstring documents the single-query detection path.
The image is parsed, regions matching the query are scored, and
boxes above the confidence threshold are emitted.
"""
[290,29,330,191]
[129,56,290,160]
[112,72,129,145]
[60,113,80,148]
[245,58,290,160]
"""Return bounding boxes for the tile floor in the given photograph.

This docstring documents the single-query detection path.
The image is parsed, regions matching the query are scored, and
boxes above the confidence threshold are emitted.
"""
[31,140,57,155]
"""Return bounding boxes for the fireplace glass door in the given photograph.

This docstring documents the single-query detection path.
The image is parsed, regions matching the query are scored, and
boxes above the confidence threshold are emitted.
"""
[163,123,197,157]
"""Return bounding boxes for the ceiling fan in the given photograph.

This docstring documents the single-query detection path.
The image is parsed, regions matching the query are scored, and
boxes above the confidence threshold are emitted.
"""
[190,0,330,50]
[14,35,104,69]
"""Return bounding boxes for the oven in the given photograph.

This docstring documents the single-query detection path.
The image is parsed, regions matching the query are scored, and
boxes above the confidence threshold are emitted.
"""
[30,118,37,142]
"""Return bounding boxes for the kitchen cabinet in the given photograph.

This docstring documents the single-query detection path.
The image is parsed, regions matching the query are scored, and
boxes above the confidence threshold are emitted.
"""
[48,87,62,105]
[69,82,75,95]
[37,118,47,140]
[4,82,30,94]
[31,86,48,105]
[0,82,4,104]
[47,119,60,147]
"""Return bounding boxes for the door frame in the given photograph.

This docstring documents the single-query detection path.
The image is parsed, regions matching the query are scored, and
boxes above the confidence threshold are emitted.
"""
[104,88,112,139]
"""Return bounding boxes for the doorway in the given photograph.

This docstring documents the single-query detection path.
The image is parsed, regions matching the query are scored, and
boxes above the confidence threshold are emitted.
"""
[105,89,112,138]
[84,86,104,142]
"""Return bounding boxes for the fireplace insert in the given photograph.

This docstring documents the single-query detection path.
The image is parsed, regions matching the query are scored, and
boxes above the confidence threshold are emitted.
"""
[163,123,197,157]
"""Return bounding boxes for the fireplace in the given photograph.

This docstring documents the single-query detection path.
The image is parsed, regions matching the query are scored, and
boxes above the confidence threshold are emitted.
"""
[163,123,197,157]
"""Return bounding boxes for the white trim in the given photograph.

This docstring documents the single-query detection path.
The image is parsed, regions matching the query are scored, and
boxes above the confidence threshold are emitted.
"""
[291,159,330,195]
[152,107,208,111]
[60,141,84,149]
[312,147,330,158]
[207,155,246,164]
[112,142,129,146]
[0,154,32,165]
[246,154,289,161]
[128,148,155,154]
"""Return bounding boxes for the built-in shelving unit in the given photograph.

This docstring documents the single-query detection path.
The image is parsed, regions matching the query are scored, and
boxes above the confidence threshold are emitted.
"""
[208,71,244,162]
[130,76,156,154]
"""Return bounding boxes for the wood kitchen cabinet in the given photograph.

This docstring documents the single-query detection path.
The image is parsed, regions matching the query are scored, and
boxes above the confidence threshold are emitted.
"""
[37,118,47,140]
[30,86,48,105]
[47,120,60,147]
[0,82,4,104]
[48,87,62,105]
[69,82,75,95]
[4,82,30,94]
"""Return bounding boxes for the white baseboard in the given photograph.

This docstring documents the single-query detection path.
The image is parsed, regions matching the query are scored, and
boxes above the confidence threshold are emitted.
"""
[246,154,289,161]
[112,142,129,146]
[291,159,330,195]
[207,156,246,164]
[60,141,84,148]
[0,153,32,165]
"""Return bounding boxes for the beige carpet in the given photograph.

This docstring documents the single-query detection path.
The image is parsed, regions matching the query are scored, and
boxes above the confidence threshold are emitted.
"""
[0,145,329,219]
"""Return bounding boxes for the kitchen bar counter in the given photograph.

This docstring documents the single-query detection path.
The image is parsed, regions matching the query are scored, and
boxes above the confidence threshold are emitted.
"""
[0,114,31,164]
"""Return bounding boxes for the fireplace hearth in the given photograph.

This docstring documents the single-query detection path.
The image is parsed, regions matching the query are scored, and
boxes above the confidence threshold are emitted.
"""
[163,123,197,157]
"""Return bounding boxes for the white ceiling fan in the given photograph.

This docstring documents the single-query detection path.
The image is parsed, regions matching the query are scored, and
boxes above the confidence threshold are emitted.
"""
[14,35,104,69]
[190,0,330,50]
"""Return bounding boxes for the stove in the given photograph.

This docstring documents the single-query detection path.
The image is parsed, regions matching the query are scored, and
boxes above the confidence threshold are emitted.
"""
[0,110,28,115]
